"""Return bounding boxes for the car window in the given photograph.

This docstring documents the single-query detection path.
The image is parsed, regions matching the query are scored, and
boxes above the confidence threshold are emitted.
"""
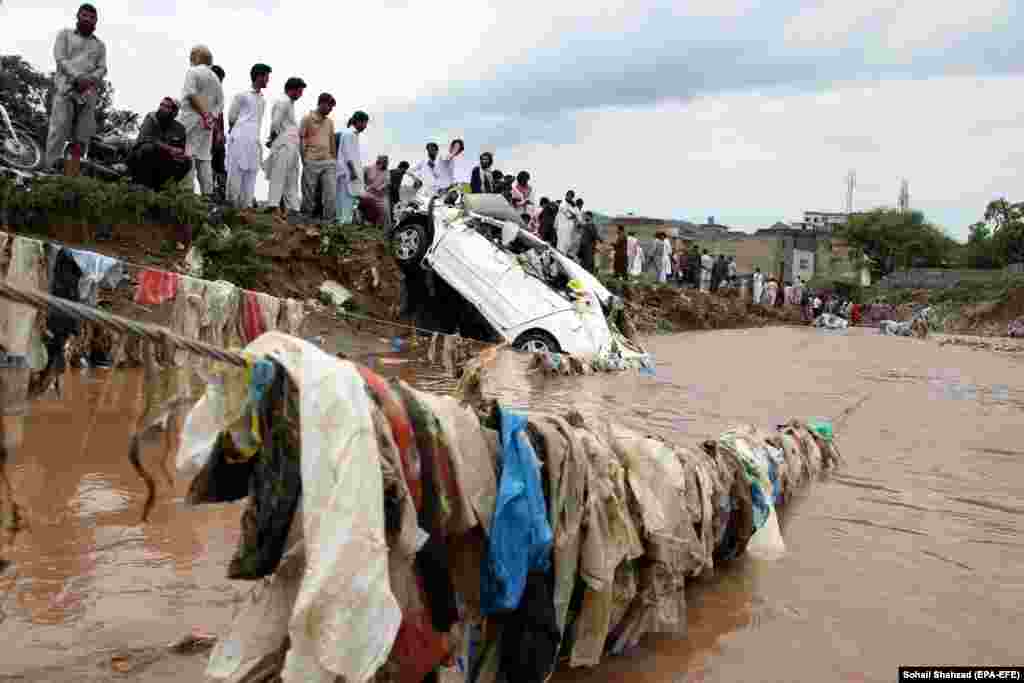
[463,193,525,225]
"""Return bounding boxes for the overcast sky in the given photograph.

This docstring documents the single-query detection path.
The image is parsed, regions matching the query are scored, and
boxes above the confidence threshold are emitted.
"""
[4,0,1023,239]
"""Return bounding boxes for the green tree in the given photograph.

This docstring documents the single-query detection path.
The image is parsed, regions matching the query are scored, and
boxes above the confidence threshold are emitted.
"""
[835,208,957,278]
[965,222,998,269]
[984,199,1024,266]
[0,54,139,138]
[0,55,53,133]
[92,79,139,136]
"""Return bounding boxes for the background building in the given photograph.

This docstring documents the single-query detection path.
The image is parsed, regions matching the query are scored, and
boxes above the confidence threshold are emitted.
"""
[789,210,856,233]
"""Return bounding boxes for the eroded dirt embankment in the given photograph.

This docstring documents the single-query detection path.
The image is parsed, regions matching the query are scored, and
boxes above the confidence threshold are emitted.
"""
[4,213,799,342]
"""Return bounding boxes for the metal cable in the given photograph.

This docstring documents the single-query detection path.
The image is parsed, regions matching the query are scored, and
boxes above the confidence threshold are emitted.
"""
[2,232,497,348]
[332,308,495,347]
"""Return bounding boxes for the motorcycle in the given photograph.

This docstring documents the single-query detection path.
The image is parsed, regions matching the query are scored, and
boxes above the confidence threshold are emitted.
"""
[0,101,133,181]
[71,127,133,180]
[0,102,44,171]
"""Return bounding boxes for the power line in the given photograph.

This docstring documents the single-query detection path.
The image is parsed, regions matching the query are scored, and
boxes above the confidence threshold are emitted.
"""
[898,178,909,213]
[845,170,857,215]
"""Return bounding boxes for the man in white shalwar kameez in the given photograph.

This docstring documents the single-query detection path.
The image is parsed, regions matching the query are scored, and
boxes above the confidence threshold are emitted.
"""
[752,267,764,304]
[226,63,271,209]
[177,45,222,197]
[700,249,713,292]
[336,111,369,224]
[264,77,306,217]
[555,190,578,255]
[411,142,445,195]
[628,233,645,277]
[655,233,672,283]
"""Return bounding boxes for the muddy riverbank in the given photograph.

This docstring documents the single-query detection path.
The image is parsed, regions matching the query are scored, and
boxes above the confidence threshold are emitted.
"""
[1,214,810,344]
[2,326,1022,682]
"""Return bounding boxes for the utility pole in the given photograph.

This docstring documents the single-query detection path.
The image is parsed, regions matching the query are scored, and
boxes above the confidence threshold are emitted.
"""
[898,178,909,213]
[845,170,856,215]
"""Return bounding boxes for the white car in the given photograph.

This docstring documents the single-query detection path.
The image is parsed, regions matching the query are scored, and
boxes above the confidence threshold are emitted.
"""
[389,186,636,359]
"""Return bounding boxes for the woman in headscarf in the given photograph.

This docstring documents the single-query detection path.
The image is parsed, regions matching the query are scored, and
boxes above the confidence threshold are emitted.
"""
[510,171,533,212]
[361,154,392,228]
[763,277,779,306]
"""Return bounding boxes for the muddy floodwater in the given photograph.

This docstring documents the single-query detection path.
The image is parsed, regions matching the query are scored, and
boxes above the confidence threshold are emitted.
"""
[2,327,1023,682]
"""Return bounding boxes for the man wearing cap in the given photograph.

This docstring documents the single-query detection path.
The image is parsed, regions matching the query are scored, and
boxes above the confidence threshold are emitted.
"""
[46,3,107,175]
[128,97,191,191]
[264,76,306,217]
[299,93,337,221]
[411,142,445,195]
[177,44,222,197]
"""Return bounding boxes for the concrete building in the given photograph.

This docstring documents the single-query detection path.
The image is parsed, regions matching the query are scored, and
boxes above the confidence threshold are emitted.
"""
[790,211,856,233]
[693,226,871,286]
[608,215,731,240]
[603,210,870,286]
[694,233,782,278]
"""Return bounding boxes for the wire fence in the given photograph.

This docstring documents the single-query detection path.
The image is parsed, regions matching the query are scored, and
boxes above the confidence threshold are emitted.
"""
[0,281,247,366]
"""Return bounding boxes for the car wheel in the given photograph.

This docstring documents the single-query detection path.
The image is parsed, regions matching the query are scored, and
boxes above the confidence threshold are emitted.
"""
[391,221,429,267]
[513,330,561,354]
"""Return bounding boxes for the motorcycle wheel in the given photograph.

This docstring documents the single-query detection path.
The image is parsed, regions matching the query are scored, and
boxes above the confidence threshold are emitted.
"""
[0,126,43,171]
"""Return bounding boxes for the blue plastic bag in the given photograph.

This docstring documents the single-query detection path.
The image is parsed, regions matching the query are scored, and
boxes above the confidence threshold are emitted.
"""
[481,406,553,615]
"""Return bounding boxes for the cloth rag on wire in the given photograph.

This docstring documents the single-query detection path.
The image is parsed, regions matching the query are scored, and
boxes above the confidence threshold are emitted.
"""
[69,248,124,305]
[134,269,180,305]
[178,332,401,683]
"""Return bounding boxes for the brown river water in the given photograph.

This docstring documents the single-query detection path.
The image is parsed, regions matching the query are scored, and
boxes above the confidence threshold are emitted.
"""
[1,327,1022,682]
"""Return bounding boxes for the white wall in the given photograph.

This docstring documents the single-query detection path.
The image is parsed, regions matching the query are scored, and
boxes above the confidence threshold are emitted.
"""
[793,248,815,283]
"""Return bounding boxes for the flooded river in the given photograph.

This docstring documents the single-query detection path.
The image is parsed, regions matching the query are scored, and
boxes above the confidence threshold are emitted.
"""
[2,327,1023,681]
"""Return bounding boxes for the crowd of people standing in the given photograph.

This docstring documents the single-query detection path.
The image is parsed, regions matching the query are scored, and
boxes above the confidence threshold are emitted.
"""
[39,1,870,328]
[42,3,611,239]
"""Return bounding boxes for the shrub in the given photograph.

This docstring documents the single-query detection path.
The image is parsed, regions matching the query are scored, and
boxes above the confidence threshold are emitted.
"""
[0,175,212,228]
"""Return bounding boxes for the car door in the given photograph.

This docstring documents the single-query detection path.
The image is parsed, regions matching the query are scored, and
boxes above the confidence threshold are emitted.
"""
[426,217,564,334]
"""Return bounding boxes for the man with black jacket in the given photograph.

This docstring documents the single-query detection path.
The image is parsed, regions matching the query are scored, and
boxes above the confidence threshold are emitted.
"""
[470,152,495,193]
[537,197,558,246]
[128,97,191,190]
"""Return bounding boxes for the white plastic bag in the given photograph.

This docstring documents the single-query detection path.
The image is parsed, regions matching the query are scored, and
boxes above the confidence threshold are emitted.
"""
[746,506,786,560]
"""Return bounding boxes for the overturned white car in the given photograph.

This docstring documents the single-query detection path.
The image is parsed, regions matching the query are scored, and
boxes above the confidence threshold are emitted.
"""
[389,185,647,364]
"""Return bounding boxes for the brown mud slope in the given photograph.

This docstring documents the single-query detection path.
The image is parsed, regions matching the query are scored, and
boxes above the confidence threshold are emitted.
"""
[624,284,805,333]
[5,216,795,341]
[948,285,1024,336]
[244,215,402,320]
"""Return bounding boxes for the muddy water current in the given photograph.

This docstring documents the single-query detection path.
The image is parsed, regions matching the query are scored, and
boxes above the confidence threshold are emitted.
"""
[1,327,1023,681]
